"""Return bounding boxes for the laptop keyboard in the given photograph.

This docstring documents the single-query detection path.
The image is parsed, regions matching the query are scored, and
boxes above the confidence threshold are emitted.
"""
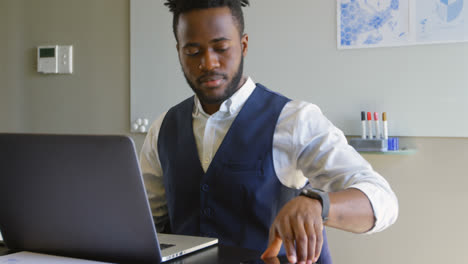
[160,243,175,250]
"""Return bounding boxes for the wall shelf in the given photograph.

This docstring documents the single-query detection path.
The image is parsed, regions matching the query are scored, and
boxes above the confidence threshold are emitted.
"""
[358,148,417,155]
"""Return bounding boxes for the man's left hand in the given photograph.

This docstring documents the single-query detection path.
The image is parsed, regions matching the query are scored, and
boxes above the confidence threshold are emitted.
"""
[261,196,324,264]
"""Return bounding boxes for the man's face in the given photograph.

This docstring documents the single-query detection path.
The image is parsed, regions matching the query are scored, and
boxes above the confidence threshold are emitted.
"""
[176,7,248,107]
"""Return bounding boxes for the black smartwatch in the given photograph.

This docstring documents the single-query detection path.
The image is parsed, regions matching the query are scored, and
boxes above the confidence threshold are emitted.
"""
[300,187,330,223]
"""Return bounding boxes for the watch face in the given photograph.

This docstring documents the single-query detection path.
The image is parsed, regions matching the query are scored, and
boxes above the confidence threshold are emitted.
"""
[302,188,324,199]
[305,191,320,199]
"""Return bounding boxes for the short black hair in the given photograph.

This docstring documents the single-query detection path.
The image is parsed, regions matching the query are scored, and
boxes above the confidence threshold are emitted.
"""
[164,0,250,42]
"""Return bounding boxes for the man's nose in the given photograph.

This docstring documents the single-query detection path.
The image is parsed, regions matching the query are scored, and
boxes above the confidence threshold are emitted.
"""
[199,50,220,71]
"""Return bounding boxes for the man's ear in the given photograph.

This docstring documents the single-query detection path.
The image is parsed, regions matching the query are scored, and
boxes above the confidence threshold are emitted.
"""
[241,33,249,57]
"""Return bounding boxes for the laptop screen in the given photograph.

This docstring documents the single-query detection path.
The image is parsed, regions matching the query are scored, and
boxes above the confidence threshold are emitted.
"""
[0,134,162,264]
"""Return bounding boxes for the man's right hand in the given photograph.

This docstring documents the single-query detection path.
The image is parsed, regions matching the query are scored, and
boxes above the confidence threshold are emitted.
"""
[261,196,324,264]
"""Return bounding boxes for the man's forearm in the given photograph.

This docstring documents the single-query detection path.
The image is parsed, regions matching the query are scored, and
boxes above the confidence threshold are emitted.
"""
[326,188,375,233]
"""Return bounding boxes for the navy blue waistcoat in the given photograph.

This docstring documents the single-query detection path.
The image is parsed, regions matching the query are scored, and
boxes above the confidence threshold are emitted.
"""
[158,84,331,263]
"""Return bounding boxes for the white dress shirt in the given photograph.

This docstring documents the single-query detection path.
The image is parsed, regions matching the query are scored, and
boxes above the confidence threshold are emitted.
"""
[140,77,398,234]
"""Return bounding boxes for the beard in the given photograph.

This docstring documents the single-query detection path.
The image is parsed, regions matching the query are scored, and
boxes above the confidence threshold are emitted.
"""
[183,56,244,105]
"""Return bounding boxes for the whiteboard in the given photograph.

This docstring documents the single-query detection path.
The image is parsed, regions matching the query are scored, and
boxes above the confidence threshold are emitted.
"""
[131,0,468,137]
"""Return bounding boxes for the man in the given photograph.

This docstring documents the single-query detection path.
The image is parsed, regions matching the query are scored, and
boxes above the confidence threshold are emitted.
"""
[140,1,398,263]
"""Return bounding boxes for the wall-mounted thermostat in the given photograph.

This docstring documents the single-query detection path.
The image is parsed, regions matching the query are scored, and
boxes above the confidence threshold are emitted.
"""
[37,45,73,74]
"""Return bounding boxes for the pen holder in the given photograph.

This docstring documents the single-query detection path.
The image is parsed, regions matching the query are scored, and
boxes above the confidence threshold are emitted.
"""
[349,138,388,152]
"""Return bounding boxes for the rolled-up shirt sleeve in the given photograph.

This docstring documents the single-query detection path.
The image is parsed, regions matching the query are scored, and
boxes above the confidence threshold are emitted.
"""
[273,101,398,234]
[140,112,171,232]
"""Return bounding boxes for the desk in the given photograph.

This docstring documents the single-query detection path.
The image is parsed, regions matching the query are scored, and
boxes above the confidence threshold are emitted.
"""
[0,244,271,264]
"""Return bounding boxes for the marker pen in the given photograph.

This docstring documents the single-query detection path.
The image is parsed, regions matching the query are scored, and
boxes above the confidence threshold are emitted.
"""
[374,112,381,139]
[361,111,366,139]
[367,112,373,139]
[382,112,388,140]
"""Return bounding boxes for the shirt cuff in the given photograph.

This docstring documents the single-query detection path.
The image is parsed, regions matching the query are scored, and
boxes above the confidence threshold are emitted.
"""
[348,181,399,234]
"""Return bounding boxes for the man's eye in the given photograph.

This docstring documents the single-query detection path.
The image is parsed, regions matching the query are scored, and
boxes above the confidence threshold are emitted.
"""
[185,48,199,56]
[215,46,229,52]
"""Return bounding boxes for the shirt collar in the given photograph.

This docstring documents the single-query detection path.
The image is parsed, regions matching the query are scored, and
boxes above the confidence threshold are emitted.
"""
[193,77,256,117]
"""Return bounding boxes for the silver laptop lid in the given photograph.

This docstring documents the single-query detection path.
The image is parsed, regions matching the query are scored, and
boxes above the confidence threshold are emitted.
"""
[0,134,162,264]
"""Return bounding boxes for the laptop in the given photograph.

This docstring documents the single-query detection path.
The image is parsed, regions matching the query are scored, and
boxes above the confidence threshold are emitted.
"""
[0,133,218,264]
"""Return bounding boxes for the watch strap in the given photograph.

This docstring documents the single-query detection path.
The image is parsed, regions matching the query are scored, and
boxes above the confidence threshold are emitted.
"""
[300,187,330,222]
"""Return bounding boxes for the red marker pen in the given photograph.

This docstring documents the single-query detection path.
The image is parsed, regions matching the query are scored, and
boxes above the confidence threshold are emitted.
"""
[367,112,373,139]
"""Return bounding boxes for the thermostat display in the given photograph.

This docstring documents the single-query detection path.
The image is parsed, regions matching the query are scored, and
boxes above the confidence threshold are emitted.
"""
[39,48,55,58]
[37,45,73,74]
